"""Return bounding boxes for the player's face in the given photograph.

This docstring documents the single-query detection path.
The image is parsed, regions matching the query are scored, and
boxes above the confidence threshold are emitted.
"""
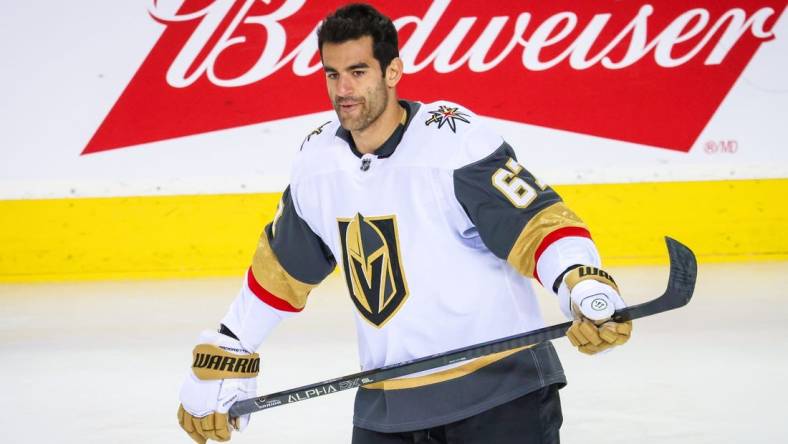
[322,36,388,132]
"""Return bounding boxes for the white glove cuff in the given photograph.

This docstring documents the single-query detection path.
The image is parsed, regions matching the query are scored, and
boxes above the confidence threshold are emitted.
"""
[198,329,251,353]
[558,276,626,321]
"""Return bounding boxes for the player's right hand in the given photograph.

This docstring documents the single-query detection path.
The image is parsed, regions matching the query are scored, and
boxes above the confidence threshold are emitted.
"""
[178,330,260,443]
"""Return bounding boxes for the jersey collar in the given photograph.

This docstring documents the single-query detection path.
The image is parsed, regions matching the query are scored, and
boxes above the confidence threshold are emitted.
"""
[336,100,421,159]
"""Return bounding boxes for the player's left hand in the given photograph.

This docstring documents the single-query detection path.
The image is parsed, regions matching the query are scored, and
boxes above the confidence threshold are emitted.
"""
[559,266,632,355]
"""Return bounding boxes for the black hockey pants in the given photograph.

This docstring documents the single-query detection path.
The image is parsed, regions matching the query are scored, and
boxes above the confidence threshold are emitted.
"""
[351,384,562,444]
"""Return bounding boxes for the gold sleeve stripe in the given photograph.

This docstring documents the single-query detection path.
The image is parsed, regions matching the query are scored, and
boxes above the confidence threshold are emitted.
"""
[192,344,260,380]
[565,266,620,293]
[250,231,316,311]
[362,345,533,391]
[507,202,589,278]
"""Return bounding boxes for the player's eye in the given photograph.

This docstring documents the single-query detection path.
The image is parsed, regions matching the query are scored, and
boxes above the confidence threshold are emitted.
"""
[352,70,365,77]
[326,72,338,80]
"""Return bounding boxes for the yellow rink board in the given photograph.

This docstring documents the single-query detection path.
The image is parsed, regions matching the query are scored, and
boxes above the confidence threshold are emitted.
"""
[0,178,786,282]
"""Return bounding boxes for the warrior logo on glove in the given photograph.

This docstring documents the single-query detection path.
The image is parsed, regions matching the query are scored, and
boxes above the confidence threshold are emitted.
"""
[338,214,409,328]
[589,297,609,312]
[191,344,260,380]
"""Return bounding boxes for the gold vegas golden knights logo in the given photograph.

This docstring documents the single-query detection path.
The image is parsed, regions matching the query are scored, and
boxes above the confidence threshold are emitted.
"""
[337,214,409,328]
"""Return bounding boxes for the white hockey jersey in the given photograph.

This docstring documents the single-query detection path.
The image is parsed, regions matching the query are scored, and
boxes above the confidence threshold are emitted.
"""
[221,100,601,432]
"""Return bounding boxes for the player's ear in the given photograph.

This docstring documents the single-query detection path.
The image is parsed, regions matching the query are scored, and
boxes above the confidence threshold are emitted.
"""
[385,57,403,88]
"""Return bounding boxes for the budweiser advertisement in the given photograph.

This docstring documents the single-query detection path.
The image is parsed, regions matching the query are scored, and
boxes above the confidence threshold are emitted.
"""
[0,0,786,198]
[85,0,784,153]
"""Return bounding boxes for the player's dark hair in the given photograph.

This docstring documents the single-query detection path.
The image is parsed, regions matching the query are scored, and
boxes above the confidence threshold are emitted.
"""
[317,3,399,74]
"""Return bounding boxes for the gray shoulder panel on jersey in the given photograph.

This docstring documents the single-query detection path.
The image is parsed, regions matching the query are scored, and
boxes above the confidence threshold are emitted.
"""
[267,186,336,285]
[453,142,562,260]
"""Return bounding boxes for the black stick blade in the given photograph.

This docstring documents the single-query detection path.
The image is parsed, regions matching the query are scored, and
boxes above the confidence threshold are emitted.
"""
[664,236,698,308]
[613,237,697,322]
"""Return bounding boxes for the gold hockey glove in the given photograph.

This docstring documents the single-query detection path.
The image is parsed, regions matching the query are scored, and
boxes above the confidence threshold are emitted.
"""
[560,266,633,355]
[178,331,259,443]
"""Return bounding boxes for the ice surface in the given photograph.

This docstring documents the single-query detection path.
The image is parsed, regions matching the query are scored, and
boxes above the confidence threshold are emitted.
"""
[1,262,786,443]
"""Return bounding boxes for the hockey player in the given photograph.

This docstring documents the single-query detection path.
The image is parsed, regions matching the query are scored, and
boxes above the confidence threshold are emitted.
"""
[177,3,632,443]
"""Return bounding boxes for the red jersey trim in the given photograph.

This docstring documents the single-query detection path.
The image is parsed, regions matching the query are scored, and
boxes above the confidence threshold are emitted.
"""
[246,268,302,312]
[532,227,593,286]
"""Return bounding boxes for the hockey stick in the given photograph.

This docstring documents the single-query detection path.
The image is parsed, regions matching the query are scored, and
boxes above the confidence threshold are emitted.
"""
[229,236,696,418]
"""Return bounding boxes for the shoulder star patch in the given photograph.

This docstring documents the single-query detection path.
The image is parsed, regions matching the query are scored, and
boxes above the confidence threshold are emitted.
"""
[307,121,331,141]
[424,106,471,133]
[300,121,332,150]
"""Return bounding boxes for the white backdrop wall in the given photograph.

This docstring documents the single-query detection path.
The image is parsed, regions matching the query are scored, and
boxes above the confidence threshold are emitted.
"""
[1,0,786,200]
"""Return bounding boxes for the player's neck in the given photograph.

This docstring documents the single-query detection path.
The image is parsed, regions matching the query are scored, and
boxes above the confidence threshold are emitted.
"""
[352,99,405,155]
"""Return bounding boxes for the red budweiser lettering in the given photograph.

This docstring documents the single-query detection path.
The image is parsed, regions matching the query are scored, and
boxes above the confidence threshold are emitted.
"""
[83,0,784,154]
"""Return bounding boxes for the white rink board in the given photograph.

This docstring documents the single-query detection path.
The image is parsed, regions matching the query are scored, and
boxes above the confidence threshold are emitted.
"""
[1,263,787,443]
[0,1,787,200]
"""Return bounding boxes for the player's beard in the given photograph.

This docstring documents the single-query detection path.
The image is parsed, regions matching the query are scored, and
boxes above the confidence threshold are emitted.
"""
[333,78,388,132]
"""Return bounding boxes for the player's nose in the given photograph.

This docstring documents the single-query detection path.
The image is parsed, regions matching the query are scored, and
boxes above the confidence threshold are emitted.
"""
[337,73,354,96]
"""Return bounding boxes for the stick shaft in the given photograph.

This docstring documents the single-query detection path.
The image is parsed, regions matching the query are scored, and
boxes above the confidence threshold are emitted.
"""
[230,237,696,417]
